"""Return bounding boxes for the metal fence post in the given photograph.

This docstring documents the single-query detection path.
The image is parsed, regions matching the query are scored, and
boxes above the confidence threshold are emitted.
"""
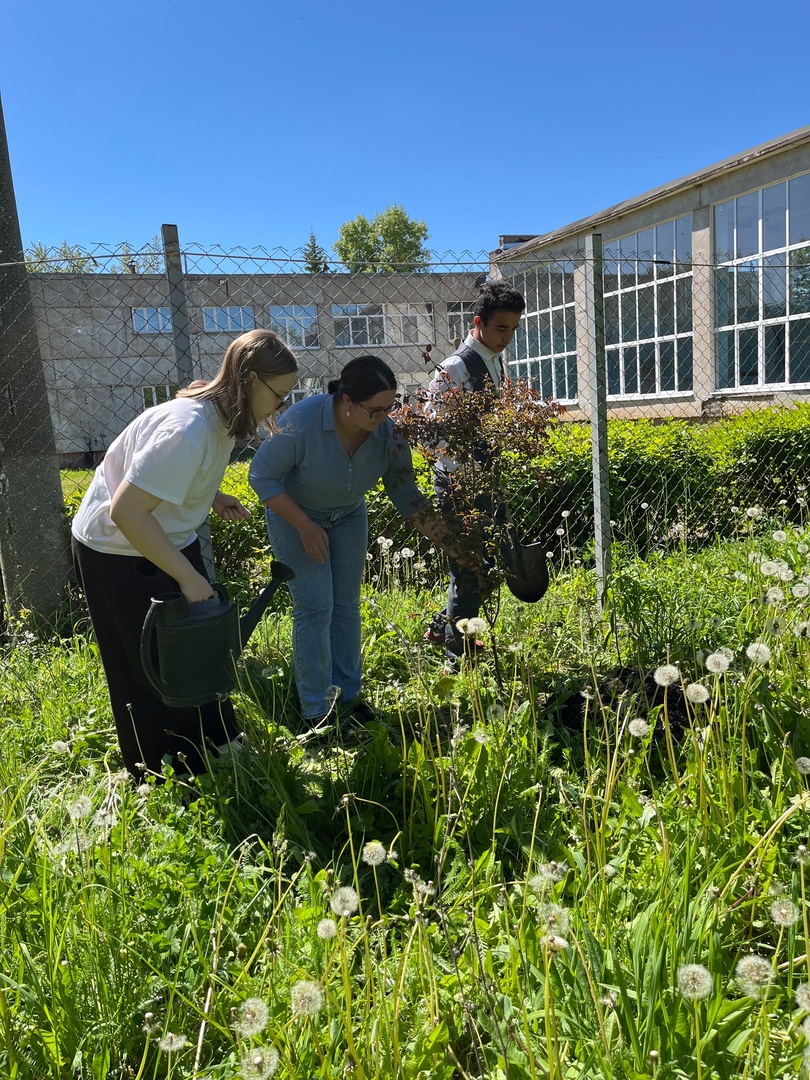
[584,233,611,606]
[161,224,193,387]
[161,224,215,579]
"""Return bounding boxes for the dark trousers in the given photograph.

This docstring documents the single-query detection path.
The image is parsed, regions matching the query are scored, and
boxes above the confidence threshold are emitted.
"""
[72,536,239,779]
[436,477,504,661]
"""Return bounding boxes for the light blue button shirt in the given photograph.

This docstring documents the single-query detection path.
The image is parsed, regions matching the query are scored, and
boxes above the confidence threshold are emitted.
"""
[248,394,429,520]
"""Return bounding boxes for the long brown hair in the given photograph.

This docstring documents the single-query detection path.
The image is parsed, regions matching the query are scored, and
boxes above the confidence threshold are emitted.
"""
[179,329,298,440]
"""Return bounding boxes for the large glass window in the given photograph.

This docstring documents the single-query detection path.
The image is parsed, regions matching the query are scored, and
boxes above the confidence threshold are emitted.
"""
[447,301,475,342]
[202,306,255,333]
[603,215,694,397]
[269,305,319,348]
[332,303,433,347]
[714,171,810,387]
[132,307,171,334]
[504,263,578,403]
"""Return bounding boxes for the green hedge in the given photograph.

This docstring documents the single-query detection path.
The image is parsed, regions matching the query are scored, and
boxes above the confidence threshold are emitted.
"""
[62,405,810,584]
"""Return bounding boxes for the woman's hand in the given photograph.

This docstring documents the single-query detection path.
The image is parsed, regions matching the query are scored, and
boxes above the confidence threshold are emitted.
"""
[298,519,329,563]
[212,492,251,521]
[179,569,216,604]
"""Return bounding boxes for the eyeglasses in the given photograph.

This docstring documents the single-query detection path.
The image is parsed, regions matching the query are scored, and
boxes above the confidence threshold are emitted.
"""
[356,397,400,420]
[260,379,292,409]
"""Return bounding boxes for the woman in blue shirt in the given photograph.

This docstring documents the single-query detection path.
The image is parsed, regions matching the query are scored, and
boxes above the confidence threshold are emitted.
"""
[249,355,452,730]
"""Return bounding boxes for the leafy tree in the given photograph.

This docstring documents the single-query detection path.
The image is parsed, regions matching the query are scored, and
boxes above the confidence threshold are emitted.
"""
[25,241,95,273]
[302,230,330,273]
[334,205,430,273]
[113,235,163,274]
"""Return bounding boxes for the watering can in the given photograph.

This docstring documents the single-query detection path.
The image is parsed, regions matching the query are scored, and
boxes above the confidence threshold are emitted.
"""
[141,561,295,708]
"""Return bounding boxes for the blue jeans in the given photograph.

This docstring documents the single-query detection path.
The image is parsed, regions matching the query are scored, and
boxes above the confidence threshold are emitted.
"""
[265,502,368,719]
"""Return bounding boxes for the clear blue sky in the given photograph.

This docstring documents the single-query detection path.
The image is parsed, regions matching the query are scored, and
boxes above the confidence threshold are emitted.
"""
[3,0,809,260]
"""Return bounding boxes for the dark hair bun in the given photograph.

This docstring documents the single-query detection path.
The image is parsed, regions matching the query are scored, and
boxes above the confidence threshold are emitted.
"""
[327,378,340,395]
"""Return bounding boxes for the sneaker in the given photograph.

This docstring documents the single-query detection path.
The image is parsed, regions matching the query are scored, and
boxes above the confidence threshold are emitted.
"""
[344,697,382,726]
[424,613,448,647]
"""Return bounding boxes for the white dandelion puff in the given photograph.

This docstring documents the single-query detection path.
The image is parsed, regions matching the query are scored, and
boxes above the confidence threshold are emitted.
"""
[735,954,775,996]
[746,642,772,664]
[653,664,679,687]
[235,998,270,1037]
[793,584,810,599]
[67,795,92,821]
[628,719,650,738]
[466,617,487,637]
[796,622,810,638]
[316,918,337,940]
[685,683,710,705]
[677,963,713,1000]
[765,587,785,604]
[795,757,810,775]
[745,507,763,518]
[795,983,810,1011]
[240,1046,280,1080]
[759,561,779,577]
[158,1032,188,1052]
[455,618,470,634]
[770,898,800,927]
[361,841,387,867]
[765,617,787,636]
[400,547,414,558]
[290,980,324,1017]
[51,740,70,754]
[705,651,730,673]
[330,886,359,917]
[538,902,570,934]
[773,530,788,543]
[799,542,809,554]
[542,934,569,951]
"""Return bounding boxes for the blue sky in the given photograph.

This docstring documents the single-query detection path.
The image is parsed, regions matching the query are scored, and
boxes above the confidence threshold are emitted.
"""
[3,0,809,260]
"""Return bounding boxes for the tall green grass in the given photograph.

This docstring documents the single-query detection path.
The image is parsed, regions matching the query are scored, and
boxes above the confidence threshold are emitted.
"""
[5,524,810,1077]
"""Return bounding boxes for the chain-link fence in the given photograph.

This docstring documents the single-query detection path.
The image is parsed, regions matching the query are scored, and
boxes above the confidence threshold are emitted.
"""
[1,225,810,619]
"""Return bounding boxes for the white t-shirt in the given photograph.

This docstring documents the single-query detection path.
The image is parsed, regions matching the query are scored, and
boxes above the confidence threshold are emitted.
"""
[72,397,234,556]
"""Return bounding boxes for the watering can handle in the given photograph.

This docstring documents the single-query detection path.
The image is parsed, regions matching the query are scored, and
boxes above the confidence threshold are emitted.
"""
[141,598,167,698]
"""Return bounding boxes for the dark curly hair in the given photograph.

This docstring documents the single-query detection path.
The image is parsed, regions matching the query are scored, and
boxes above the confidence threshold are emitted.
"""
[472,281,526,324]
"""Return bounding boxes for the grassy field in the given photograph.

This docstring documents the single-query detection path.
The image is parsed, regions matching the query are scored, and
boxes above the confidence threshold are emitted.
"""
[4,521,810,1079]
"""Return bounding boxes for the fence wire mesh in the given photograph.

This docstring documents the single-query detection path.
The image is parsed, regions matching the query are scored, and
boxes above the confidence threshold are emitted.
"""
[1,229,810,618]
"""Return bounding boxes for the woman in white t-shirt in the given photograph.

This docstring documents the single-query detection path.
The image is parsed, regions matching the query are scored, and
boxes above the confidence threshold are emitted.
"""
[71,329,298,779]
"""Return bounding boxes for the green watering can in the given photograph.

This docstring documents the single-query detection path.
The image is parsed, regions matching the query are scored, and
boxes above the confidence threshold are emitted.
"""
[141,561,295,708]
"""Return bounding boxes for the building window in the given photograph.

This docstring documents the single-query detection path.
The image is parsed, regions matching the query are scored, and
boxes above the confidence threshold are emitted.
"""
[505,263,578,403]
[602,215,693,397]
[714,173,810,388]
[132,308,171,334]
[386,303,434,345]
[333,304,385,347]
[202,306,255,333]
[269,305,319,348]
[142,384,178,409]
[447,301,475,342]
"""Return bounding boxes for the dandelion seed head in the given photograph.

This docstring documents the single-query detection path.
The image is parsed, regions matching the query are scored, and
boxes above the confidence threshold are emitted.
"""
[561,510,570,518]
[290,979,324,1017]
[797,622,810,638]
[765,587,785,604]
[51,740,70,754]
[603,864,618,880]
[400,547,414,558]
[317,918,337,939]
[538,902,570,934]
[735,954,774,996]
[67,795,92,821]
[530,861,568,891]
[765,617,787,637]
[653,664,679,687]
[466,617,487,637]
[799,542,809,554]
[158,1032,188,1052]
[705,651,730,673]
[746,506,763,518]
[542,934,569,951]
[759,561,779,577]
[628,719,650,738]
[677,963,713,1000]
[773,530,788,543]
[734,571,748,581]
[796,757,810,775]
[796,983,810,1011]
[361,841,387,867]
[472,727,490,744]
[685,683,710,704]
[779,568,795,582]
[235,997,270,1037]
[240,1046,280,1080]
[746,641,772,664]
[749,551,763,563]
[793,585,810,599]
[330,886,359,917]
[455,618,469,634]
[770,898,800,927]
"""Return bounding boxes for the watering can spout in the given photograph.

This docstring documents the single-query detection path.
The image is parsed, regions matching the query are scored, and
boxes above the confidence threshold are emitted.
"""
[239,560,296,646]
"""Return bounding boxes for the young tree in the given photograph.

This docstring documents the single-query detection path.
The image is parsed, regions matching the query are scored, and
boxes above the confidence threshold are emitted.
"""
[334,205,430,273]
[302,230,329,273]
[113,235,163,274]
[25,241,95,273]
